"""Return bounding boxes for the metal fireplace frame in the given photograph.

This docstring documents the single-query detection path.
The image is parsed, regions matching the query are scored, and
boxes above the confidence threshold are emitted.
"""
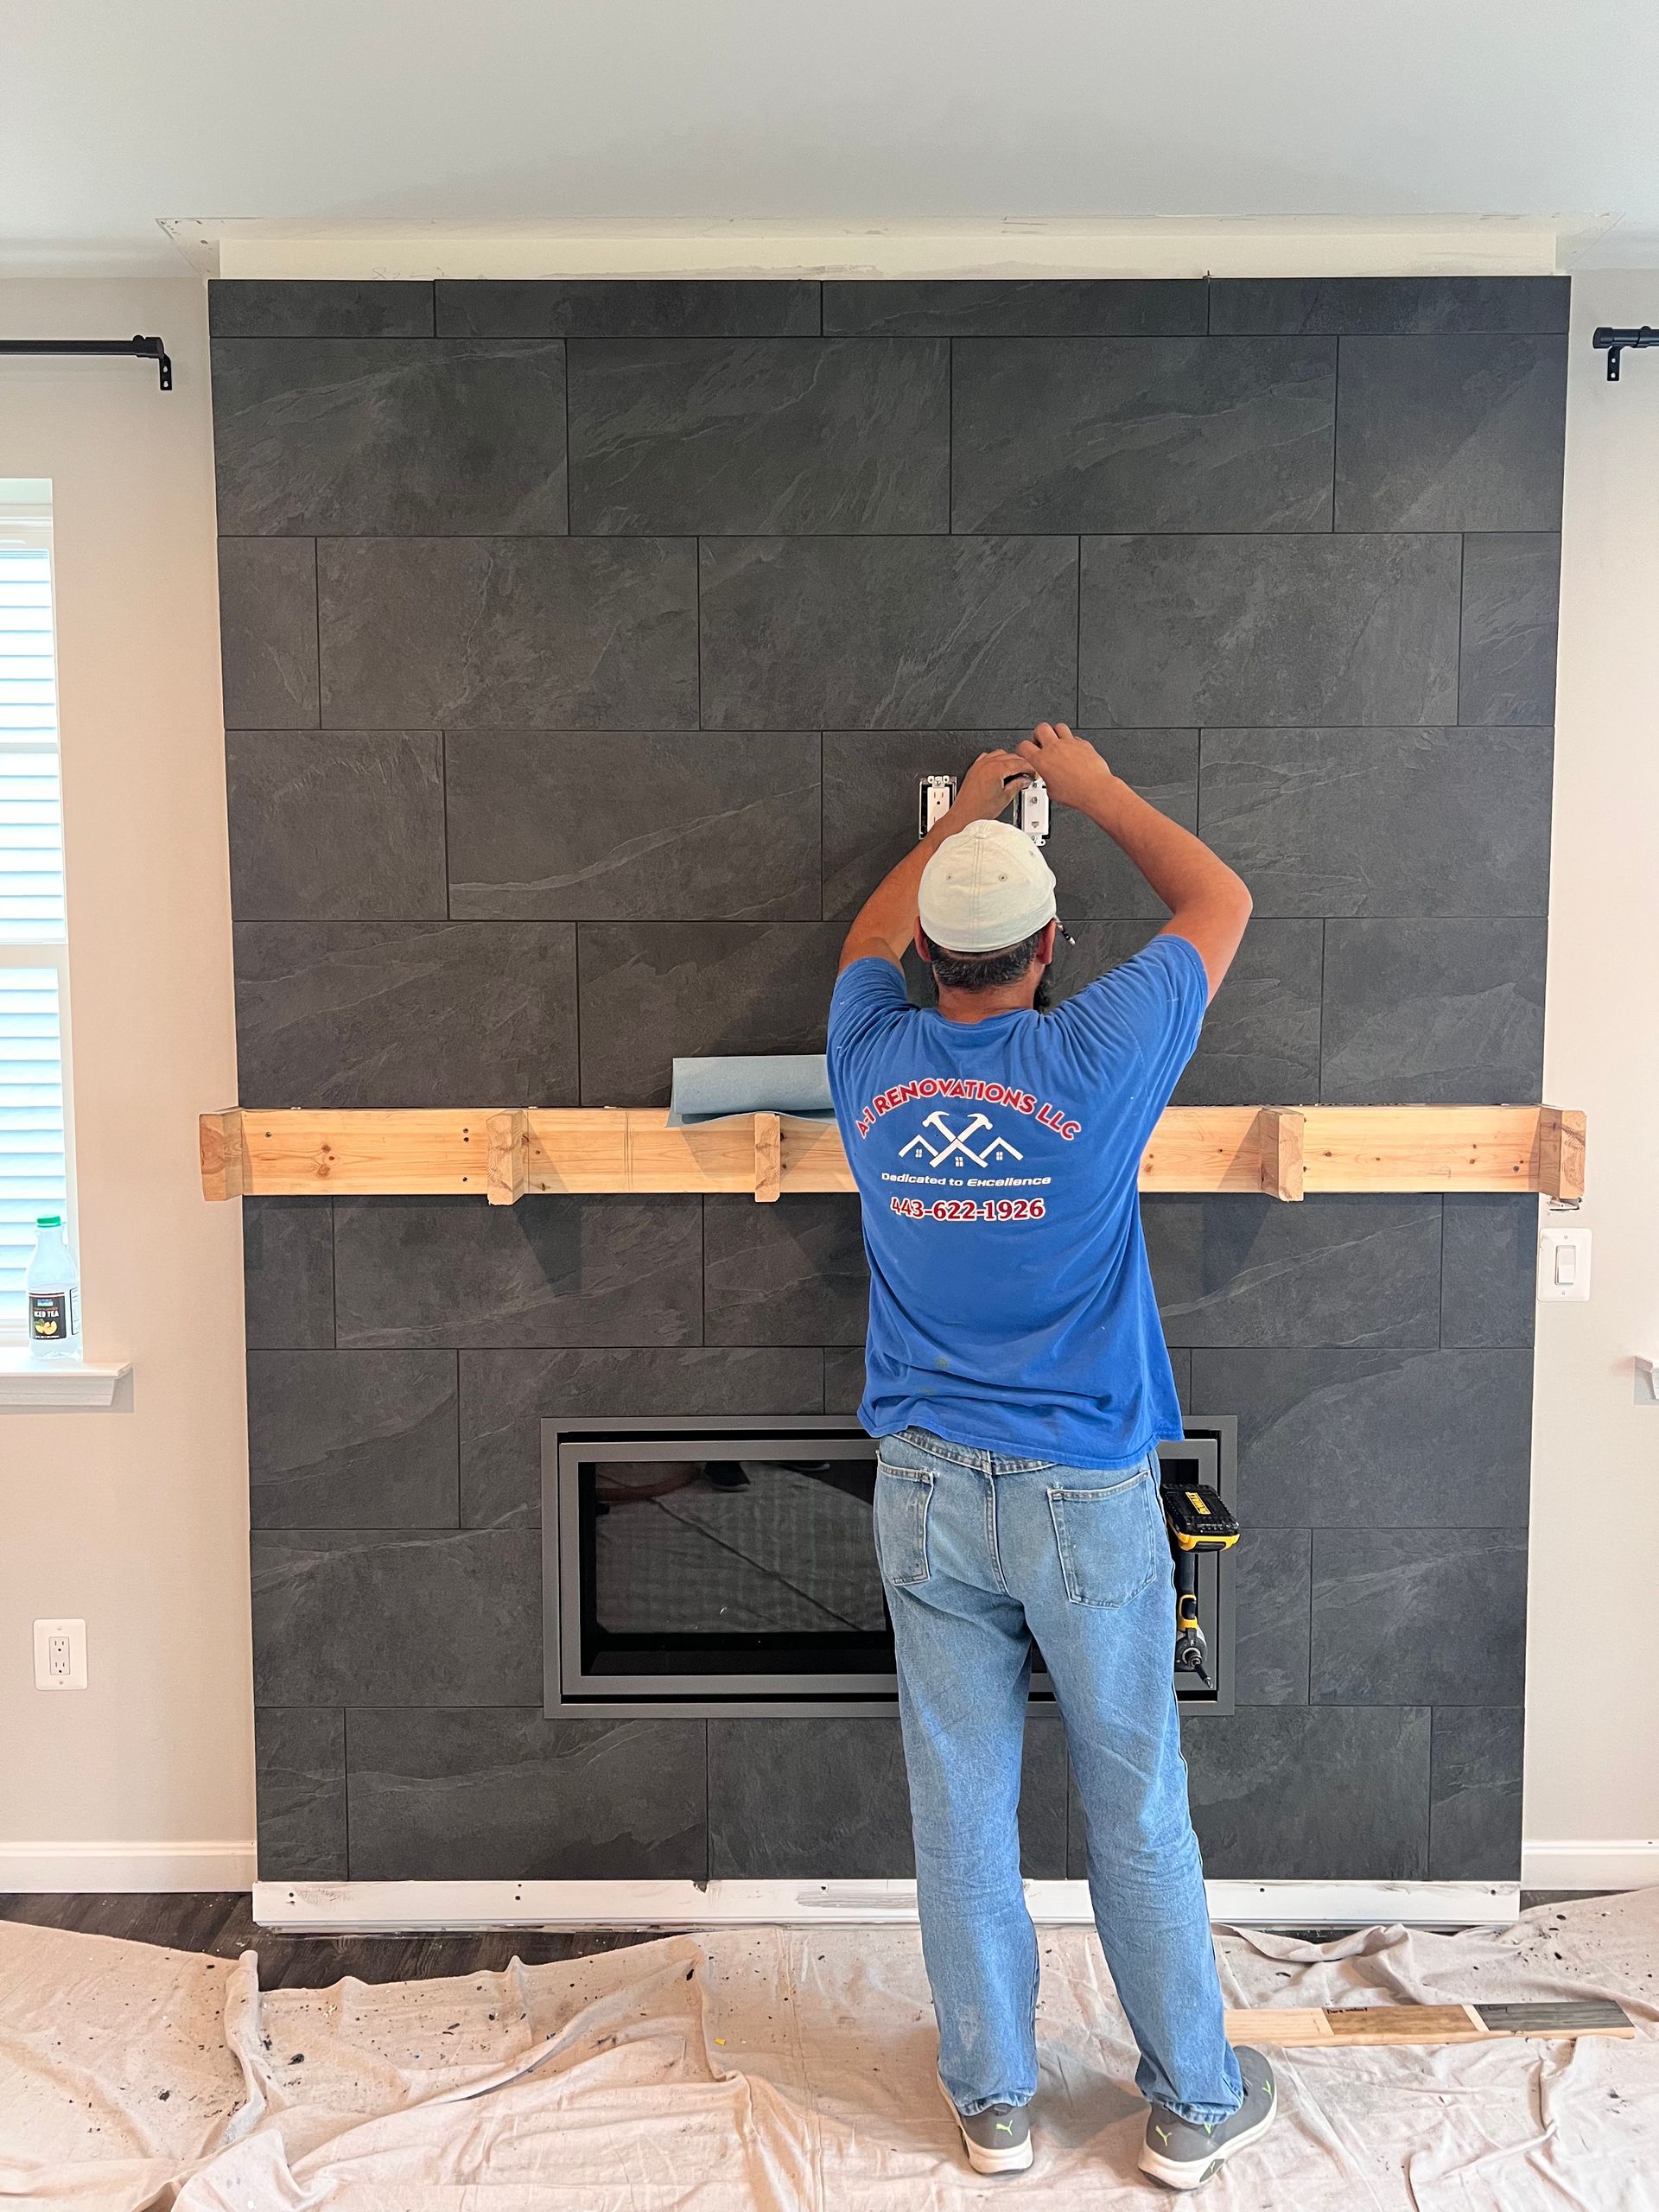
[542,1414,1236,1719]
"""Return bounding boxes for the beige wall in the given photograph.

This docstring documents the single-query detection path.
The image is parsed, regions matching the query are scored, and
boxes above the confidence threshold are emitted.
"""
[0,279,251,1881]
[1524,269,1659,1884]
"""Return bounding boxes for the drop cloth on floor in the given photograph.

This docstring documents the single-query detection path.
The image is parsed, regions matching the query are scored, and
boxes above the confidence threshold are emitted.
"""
[3,1891,1658,2210]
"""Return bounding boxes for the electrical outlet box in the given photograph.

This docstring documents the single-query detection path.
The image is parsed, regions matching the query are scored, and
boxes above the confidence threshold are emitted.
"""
[1538,1222,1592,1302]
[34,1618,87,1691]
[918,774,957,838]
[1013,775,1050,846]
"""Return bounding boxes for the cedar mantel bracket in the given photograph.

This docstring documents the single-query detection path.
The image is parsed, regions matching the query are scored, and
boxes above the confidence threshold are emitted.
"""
[200,1104,1586,1208]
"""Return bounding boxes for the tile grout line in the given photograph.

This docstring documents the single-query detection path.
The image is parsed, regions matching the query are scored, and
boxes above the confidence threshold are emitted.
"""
[1453,531,1467,725]
[341,1701,353,1879]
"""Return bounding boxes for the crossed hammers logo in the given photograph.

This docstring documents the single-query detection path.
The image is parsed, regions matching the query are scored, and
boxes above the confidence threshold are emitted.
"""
[899,1110,1023,1168]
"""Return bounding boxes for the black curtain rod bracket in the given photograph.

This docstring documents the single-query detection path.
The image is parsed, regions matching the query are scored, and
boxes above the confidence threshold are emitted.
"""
[1592,326,1659,383]
[0,334,172,392]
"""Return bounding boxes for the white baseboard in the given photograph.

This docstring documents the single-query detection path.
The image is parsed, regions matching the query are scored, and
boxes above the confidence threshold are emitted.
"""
[1521,1840,1659,1891]
[0,1840,257,1891]
[251,1877,1519,1934]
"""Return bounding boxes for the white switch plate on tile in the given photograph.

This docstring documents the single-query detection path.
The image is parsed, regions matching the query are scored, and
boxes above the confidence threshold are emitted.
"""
[1538,1223,1592,1301]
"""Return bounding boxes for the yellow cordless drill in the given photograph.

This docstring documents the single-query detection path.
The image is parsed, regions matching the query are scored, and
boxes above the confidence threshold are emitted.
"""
[1160,1477,1239,1691]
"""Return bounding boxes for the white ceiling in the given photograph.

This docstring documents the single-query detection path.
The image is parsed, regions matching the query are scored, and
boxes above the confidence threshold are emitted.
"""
[10,0,1659,279]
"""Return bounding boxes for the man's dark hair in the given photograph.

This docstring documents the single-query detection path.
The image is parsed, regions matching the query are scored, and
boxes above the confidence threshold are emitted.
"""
[921,927,1051,1008]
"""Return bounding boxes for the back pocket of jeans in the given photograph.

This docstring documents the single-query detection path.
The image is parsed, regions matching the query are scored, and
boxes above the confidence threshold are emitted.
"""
[1046,1468,1157,1607]
[874,1465,934,1586]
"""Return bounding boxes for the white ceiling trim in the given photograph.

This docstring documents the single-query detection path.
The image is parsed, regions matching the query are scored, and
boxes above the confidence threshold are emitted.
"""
[162,213,1616,283]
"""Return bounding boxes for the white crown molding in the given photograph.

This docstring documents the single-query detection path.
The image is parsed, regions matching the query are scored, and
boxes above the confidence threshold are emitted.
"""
[0,1840,257,1890]
[251,1876,1519,1932]
[158,213,1616,284]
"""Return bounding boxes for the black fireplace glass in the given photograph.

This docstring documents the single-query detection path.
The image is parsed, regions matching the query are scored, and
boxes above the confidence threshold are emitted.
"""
[543,1416,1236,1719]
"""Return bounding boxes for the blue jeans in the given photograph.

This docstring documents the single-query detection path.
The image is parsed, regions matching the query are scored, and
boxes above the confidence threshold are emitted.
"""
[874,1425,1243,2126]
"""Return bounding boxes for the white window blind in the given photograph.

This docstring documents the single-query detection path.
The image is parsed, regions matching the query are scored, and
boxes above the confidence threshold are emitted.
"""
[0,482,72,1338]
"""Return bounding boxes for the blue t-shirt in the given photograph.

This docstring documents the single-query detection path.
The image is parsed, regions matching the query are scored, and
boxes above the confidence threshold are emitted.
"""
[825,932,1208,1470]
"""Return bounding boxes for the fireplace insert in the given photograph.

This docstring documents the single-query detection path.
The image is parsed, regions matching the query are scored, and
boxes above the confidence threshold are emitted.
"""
[542,1414,1236,1718]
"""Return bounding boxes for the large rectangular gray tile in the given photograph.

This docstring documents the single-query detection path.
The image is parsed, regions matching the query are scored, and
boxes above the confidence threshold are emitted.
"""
[317,537,698,728]
[243,1198,334,1350]
[823,1344,866,1414]
[709,1716,911,1877]
[255,1708,347,1879]
[1146,1195,1443,1350]
[1232,1529,1311,1707]
[1429,1706,1523,1878]
[219,538,319,728]
[1320,918,1547,1105]
[1198,728,1552,918]
[822,730,1197,924]
[251,1528,540,1705]
[576,922,843,1105]
[460,1344,825,1528]
[436,281,819,339]
[951,338,1335,533]
[1167,919,1321,1105]
[1335,336,1567,532]
[1209,278,1568,336]
[824,281,1208,337]
[446,731,821,921]
[700,536,1078,730]
[1440,1193,1536,1350]
[248,1349,459,1528]
[1134,1707,1431,1879]
[1060,919,1322,1106]
[1080,534,1461,727]
[233,921,578,1108]
[1312,1528,1528,1706]
[704,1197,869,1347]
[334,1194,702,1349]
[210,280,435,338]
[213,339,567,537]
[226,732,447,921]
[709,1711,1068,1878]
[1459,534,1560,725]
[346,1707,708,1879]
[1191,1347,1533,1528]
[568,339,948,533]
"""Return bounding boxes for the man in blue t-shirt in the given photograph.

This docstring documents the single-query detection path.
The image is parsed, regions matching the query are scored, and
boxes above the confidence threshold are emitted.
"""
[826,723,1272,2192]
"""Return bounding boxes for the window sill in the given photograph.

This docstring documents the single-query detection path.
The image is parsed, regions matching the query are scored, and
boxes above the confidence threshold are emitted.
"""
[0,1350,131,1410]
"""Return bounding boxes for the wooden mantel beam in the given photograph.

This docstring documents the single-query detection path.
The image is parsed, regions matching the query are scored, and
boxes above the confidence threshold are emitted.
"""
[200,1103,1586,1206]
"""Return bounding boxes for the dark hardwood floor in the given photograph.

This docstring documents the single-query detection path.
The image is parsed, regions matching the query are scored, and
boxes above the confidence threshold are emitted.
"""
[0,1892,654,1988]
[0,1891,1609,1990]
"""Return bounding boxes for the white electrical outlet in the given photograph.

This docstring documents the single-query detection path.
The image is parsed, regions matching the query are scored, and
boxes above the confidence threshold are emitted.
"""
[1537,1222,1592,1302]
[34,1618,87,1691]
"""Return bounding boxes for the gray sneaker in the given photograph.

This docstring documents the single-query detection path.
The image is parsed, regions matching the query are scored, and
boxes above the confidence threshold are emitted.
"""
[938,2074,1034,2174]
[1138,2047,1276,2191]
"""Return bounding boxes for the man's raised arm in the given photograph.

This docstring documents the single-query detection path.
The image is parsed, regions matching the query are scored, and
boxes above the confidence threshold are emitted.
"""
[836,748,1033,973]
[1017,723,1251,1001]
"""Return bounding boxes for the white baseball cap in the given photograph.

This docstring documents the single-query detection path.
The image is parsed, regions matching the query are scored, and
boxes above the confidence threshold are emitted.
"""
[918,819,1058,954]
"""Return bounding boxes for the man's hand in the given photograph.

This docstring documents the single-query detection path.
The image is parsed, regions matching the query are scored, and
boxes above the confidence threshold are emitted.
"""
[947,747,1032,826]
[1017,723,1114,810]
[836,748,1031,975]
[1021,722,1251,1001]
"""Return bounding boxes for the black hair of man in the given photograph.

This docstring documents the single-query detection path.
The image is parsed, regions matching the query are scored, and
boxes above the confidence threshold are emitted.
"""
[920,927,1054,1010]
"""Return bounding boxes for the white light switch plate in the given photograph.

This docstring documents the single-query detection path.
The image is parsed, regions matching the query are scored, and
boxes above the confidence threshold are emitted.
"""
[1538,1223,1592,1302]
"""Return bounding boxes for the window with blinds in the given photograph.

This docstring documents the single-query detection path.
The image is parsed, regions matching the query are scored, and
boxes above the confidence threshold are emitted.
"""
[0,480,72,1340]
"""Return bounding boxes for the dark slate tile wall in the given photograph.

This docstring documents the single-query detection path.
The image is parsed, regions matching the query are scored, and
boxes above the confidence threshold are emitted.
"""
[215,275,1562,1886]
